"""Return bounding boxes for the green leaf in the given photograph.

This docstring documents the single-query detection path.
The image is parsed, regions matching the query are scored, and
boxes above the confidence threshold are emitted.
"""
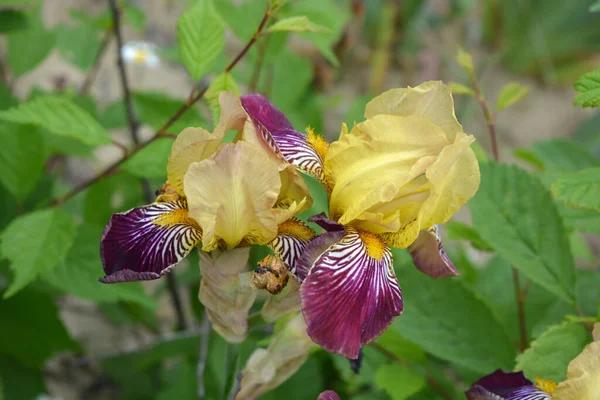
[0,209,76,297]
[0,354,45,400]
[331,347,389,393]
[6,7,55,76]
[445,220,493,251]
[268,16,329,33]
[374,364,426,400]
[0,288,79,368]
[469,163,576,303]
[515,322,590,381]
[551,167,600,211]
[214,0,266,42]
[0,123,46,202]
[156,360,197,400]
[0,96,111,146]
[496,82,531,111]
[83,173,143,226]
[123,137,173,179]
[455,47,474,74]
[55,24,102,70]
[0,9,28,34]
[591,0,600,12]
[531,139,600,173]
[135,91,205,132]
[41,225,158,308]
[177,0,225,81]
[574,68,600,107]
[448,81,475,96]
[124,5,146,31]
[513,148,545,170]
[205,72,240,127]
[394,253,517,374]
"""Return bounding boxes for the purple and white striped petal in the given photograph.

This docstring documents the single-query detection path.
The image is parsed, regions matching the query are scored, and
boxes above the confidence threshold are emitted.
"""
[269,218,316,280]
[301,228,403,359]
[318,391,341,400]
[100,200,202,283]
[466,370,550,400]
[408,225,459,278]
[240,94,325,181]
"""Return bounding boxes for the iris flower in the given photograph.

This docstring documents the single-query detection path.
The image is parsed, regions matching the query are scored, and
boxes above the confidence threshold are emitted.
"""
[466,370,555,399]
[99,92,312,340]
[265,81,480,359]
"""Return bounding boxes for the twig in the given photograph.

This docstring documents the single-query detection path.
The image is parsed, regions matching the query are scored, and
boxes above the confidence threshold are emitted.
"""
[197,312,211,399]
[469,67,527,352]
[371,343,454,400]
[0,58,10,89]
[80,29,113,95]
[49,2,272,208]
[109,0,187,331]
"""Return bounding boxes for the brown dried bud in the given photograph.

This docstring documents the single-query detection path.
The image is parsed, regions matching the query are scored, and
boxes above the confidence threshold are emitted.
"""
[155,182,182,203]
[252,255,289,295]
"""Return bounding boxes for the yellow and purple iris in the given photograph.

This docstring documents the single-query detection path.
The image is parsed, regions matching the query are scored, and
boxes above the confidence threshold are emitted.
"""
[467,370,555,399]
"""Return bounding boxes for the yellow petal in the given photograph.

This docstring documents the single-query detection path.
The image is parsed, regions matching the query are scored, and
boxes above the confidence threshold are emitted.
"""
[553,323,600,400]
[326,114,449,228]
[364,81,463,141]
[166,127,222,195]
[184,141,281,251]
[275,163,311,224]
[198,247,256,343]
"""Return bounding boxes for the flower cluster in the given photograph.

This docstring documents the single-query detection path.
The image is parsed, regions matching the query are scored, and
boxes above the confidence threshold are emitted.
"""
[99,81,480,395]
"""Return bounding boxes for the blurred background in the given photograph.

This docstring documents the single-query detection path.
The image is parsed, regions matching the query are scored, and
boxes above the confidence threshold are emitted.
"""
[1,0,599,399]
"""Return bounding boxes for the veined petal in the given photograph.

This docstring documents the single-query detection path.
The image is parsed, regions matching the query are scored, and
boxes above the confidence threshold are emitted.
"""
[466,370,551,400]
[184,141,281,251]
[240,94,325,181]
[236,313,315,400]
[295,221,346,282]
[301,229,403,359]
[100,200,201,283]
[364,80,463,141]
[318,391,341,400]
[408,225,459,278]
[269,218,316,280]
[198,247,256,343]
[506,387,551,400]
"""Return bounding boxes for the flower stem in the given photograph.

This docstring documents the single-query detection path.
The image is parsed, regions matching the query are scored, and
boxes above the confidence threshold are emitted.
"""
[469,68,528,352]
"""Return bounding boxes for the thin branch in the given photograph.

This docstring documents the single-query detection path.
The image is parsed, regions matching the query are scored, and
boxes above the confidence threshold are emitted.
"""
[371,343,454,400]
[0,58,10,89]
[48,4,272,208]
[469,68,527,352]
[80,29,113,95]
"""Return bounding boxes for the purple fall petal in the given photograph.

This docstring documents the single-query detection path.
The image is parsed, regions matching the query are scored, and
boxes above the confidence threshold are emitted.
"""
[269,218,316,280]
[99,200,202,283]
[300,229,403,359]
[240,94,324,180]
[294,229,346,282]
[318,391,341,400]
[308,213,345,232]
[466,370,550,400]
[408,225,459,278]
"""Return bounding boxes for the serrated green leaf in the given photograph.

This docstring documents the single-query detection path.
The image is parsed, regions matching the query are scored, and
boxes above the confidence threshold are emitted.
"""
[83,173,143,226]
[448,81,475,96]
[6,7,55,76]
[469,163,576,303]
[0,208,76,297]
[516,322,590,381]
[375,328,426,365]
[214,0,266,42]
[0,288,79,368]
[532,139,600,173]
[177,0,225,81]
[574,68,600,108]
[41,225,158,308]
[394,254,517,374]
[374,364,426,400]
[455,47,474,74]
[551,167,600,211]
[123,137,173,179]
[496,82,531,111]
[0,96,111,146]
[55,24,102,70]
[205,72,239,127]
[0,123,46,202]
[445,220,493,251]
[513,148,545,170]
[268,16,329,33]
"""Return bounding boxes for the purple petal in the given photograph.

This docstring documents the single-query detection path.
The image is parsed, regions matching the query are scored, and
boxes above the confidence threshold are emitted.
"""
[300,229,403,359]
[408,225,459,278]
[466,370,534,400]
[295,230,346,282]
[506,387,551,400]
[318,391,341,400]
[269,218,316,280]
[240,94,325,180]
[308,212,345,232]
[100,200,202,283]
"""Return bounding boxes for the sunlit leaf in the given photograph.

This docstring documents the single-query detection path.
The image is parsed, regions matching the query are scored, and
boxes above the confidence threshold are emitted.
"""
[374,364,426,400]
[445,220,493,251]
[205,72,240,127]
[455,47,474,74]
[448,81,475,96]
[123,137,173,179]
[574,68,600,107]
[55,24,102,70]
[0,96,111,146]
[268,16,329,33]
[515,322,590,381]
[177,0,225,81]
[551,167,600,211]
[1,209,76,297]
[469,163,576,303]
[496,82,531,111]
